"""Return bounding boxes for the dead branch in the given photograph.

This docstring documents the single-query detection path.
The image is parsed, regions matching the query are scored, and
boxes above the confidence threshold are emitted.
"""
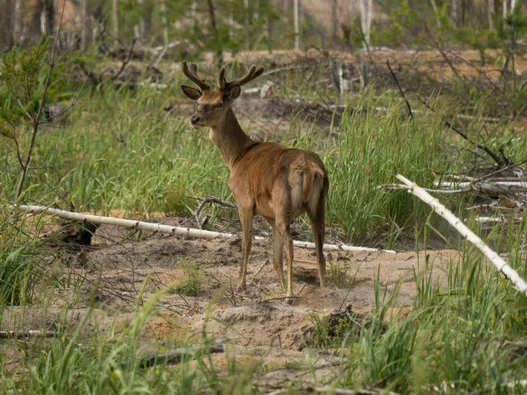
[111,38,137,82]
[187,195,237,229]
[386,60,413,120]
[138,340,225,368]
[395,174,527,296]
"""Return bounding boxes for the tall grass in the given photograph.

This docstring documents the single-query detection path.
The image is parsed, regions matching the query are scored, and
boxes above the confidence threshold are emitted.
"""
[1,64,527,393]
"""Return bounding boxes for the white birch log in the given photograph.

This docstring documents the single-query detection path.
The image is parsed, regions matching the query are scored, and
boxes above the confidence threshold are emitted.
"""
[5,204,395,254]
[396,174,527,296]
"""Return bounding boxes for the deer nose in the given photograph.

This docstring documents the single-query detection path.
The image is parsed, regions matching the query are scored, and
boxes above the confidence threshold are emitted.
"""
[191,115,201,125]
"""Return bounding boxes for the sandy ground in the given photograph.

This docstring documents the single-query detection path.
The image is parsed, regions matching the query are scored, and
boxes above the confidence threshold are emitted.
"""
[1,218,459,385]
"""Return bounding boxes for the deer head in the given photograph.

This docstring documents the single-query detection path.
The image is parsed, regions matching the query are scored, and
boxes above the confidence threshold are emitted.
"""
[181,61,264,128]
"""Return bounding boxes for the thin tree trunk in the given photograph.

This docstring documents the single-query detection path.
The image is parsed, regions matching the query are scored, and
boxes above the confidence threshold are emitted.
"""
[160,0,169,46]
[0,0,15,51]
[293,0,300,50]
[112,0,118,47]
[331,0,338,44]
[366,0,372,43]
[267,15,272,53]
[430,0,441,27]
[41,0,54,36]
[502,0,507,17]
[191,1,197,29]
[13,0,22,45]
[511,0,516,11]
[244,0,249,50]
[137,0,144,42]
[488,0,494,28]
[207,0,222,68]
[81,0,87,50]
[360,0,372,46]
[452,0,458,26]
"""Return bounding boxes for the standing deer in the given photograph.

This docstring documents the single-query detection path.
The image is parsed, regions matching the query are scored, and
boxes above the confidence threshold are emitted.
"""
[181,61,329,298]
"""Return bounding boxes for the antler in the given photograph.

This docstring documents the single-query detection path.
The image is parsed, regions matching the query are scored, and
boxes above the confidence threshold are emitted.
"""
[182,61,210,91]
[217,64,265,91]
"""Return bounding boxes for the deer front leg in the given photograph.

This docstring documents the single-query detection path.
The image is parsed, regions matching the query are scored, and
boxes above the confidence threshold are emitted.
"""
[237,207,254,291]
[264,218,286,290]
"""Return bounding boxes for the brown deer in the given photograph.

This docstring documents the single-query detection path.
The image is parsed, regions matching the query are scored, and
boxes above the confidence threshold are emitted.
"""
[181,61,329,298]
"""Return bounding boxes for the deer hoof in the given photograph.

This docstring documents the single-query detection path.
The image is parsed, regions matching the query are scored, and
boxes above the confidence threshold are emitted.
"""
[285,296,296,305]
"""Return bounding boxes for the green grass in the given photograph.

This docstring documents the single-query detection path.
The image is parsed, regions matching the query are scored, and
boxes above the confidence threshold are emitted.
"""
[2,61,527,394]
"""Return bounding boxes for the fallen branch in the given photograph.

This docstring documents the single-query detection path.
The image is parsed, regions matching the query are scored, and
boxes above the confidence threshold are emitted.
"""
[395,174,527,296]
[187,195,237,229]
[138,340,225,368]
[4,204,396,254]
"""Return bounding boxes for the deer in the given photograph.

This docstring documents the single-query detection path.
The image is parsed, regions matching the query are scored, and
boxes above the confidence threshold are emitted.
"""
[180,61,329,299]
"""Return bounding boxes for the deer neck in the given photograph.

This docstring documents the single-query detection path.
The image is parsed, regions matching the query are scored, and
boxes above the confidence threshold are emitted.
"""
[209,108,254,169]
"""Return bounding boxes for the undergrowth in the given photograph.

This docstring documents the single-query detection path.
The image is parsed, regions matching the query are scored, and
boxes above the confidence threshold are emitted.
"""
[1,60,527,394]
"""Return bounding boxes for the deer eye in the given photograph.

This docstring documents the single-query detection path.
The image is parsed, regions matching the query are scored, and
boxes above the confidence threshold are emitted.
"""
[216,102,223,108]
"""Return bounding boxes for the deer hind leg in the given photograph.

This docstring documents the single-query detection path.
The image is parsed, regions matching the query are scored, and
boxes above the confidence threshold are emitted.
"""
[272,223,285,290]
[237,207,254,291]
[264,217,285,290]
[307,180,327,288]
[275,215,294,299]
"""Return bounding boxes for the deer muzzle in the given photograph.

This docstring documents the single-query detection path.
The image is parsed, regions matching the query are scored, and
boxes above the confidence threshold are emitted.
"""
[191,115,202,127]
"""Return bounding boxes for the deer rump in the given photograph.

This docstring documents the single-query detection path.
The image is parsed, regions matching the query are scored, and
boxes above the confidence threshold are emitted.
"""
[229,143,328,219]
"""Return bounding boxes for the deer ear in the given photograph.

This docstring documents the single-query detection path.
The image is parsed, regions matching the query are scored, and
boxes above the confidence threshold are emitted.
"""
[225,84,241,102]
[181,85,202,101]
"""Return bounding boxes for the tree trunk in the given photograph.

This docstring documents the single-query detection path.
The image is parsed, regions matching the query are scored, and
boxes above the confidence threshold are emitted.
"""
[191,1,197,29]
[244,0,249,50]
[207,0,222,68]
[0,0,15,51]
[331,0,338,44]
[29,0,43,44]
[293,0,300,50]
[488,0,494,28]
[451,0,458,26]
[267,14,272,53]
[360,0,372,46]
[160,0,169,46]
[81,0,87,50]
[502,0,507,17]
[112,0,118,47]
[13,0,22,45]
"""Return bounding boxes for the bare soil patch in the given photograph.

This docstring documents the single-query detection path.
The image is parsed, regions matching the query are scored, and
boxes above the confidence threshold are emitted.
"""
[1,216,458,383]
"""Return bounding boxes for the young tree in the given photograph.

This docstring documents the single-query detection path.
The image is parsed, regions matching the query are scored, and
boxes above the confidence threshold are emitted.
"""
[293,0,300,50]
[112,0,118,47]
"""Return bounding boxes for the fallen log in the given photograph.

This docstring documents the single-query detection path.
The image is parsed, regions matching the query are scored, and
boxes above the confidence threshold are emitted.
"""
[138,340,225,368]
[3,204,396,254]
[395,174,527,296]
